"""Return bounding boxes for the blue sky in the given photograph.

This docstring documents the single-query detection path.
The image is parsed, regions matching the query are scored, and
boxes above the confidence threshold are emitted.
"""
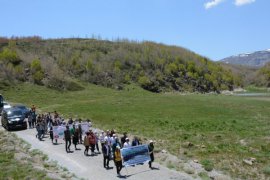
[0,0,269,60]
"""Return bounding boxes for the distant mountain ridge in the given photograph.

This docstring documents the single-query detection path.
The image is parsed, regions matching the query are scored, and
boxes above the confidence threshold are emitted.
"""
[220,49,270,67]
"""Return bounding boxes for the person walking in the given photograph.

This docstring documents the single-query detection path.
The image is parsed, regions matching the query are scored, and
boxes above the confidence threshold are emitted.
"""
[49,126,54,143]
[32,110,37,128]
[114,146,123,176]
[95,132,100,153]
[102,140,111,169]
[64,126,72,153]
[73,128,79,150]
[36,121,42,141]
[84,132,90,156]
[89,130,96,155]
[78,120,83,144]
[112,137,121,158]
[120,132,127,148]
[99,131,105,148]
[148,140,154,169]
[28,110,33,129]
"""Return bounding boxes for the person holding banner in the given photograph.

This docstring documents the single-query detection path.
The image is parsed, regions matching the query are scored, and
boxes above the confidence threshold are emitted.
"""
[148,140,155,169]
[123,138,131,148]
[132,136,141,146]
[114,146,122,175]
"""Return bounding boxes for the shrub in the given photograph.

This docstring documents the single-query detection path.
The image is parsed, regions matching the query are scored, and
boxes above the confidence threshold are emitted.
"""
[201,159,214,171]
[263,166,270,175]
[0,48,21,65]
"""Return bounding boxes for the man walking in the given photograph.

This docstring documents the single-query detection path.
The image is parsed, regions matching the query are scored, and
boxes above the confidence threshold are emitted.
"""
[102,140,111,169]
[64,126,72,153]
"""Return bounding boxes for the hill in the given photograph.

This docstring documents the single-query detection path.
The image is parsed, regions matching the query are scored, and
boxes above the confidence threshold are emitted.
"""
[220,49,270,67]
[0,37,239,93]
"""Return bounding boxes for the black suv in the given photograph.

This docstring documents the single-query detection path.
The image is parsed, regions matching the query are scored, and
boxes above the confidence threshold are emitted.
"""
[1,107,27,130]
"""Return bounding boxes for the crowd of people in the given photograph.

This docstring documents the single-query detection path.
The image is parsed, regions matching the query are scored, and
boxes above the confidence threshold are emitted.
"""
[28,105,155,176]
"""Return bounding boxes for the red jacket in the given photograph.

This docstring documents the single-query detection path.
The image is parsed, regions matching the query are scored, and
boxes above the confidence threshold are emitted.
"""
[89,134,96,145]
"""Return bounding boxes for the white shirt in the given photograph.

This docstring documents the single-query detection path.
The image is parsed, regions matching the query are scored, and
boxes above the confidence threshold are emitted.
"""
[104,136,112,145]
[123,142,131,148]
[111,137,116,145]
[99,134,105,143]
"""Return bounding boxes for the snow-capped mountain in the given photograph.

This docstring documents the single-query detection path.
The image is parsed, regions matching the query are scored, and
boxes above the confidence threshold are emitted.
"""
[220,49,270,67]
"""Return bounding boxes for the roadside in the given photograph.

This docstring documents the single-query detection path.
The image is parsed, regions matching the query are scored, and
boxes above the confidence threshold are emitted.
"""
[0,127,77,180]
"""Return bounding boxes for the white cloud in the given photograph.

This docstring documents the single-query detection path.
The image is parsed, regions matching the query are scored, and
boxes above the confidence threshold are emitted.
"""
[204,0,225,9]
[235,0,256,6]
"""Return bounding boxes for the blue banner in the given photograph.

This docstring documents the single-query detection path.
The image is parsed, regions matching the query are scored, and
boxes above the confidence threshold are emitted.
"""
[121,144,151,167]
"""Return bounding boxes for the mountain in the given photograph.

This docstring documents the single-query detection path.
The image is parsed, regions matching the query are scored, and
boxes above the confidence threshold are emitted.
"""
[220,49,270,67]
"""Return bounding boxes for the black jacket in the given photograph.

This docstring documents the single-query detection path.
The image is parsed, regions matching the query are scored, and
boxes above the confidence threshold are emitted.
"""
[102,145,111,157]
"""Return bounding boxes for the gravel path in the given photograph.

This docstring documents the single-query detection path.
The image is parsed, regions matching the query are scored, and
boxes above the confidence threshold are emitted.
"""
[14,128,196,180]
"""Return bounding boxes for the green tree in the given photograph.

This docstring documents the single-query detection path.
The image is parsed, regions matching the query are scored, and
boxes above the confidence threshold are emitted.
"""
[30,59,44,84]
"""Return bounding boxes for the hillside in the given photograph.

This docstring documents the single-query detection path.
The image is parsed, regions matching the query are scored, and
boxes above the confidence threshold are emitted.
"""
[219,61,270,87]
[0,37,239,93]
[220,49,270,67]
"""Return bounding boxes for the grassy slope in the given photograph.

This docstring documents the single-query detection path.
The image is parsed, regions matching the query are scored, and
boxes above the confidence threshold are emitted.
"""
[2,83,270,178]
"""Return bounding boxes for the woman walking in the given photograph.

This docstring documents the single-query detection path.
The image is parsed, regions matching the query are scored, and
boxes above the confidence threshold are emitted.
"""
[89,130,96,156]
[84,132,90,155]
[114,146,123,176]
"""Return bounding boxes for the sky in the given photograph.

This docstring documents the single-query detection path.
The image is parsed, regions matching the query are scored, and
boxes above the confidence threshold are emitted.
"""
[0,0,269,60]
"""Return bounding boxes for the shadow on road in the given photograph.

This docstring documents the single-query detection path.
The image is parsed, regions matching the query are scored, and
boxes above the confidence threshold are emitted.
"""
[121,167,160,179]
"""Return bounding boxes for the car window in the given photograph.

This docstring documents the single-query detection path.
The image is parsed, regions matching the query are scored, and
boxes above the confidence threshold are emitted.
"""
[16,106,26,109]
[7,110,23,117]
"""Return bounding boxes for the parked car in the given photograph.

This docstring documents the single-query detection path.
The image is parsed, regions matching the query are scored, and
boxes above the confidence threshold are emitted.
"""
[1,107,27,130]
[0,94,3,113]
[1,101,12,116]
[13,104,30,118]
[3,101,12,110]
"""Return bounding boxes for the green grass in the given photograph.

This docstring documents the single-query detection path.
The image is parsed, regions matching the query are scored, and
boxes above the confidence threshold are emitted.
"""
[1,82,270,178]
[0,146,47,180]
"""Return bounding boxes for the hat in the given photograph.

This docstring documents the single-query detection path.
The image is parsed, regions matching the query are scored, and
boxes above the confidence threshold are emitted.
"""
[116,146,120,149]
[126,138,129,140]
[113,134,116,137]
[149,140,153,143]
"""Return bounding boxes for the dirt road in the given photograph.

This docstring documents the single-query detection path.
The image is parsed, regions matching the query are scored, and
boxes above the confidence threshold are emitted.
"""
[13,128,196,180]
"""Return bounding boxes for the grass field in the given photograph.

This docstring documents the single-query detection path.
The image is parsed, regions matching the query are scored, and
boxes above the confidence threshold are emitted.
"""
[2,82,270,179]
